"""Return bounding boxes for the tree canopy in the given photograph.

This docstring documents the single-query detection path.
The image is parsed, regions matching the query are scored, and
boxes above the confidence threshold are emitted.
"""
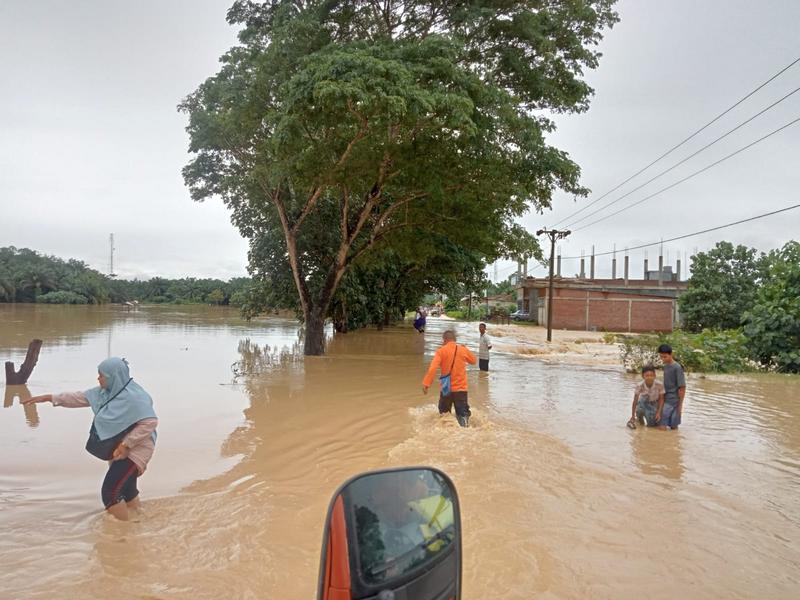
[0,247,110,304]
[0,247,252,306]
[743,241,800,373]
[181,0,618,354]
[678,241,766,331]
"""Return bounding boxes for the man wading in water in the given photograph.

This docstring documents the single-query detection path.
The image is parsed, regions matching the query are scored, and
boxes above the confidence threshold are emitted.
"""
[422,330,476,427]
[478,322,492,372]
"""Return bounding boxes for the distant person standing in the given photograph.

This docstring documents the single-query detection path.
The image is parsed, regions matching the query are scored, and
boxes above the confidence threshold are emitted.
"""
[478,322,492,371]
[657,344,686,430]
[422,330,477,427]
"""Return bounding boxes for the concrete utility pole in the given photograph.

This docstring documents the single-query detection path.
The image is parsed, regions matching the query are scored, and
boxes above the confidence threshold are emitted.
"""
[536,228,571,343]
[109,233,116,278]
[612,244,617,279]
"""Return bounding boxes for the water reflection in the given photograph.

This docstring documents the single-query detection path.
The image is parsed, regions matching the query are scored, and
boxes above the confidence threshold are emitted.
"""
[629,428,685,481]
[0,304,118,350]
[3,384,39,427]
[232,338,303,380]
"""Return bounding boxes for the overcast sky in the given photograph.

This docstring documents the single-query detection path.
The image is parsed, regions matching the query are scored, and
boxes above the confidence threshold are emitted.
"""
[1,1,799,280]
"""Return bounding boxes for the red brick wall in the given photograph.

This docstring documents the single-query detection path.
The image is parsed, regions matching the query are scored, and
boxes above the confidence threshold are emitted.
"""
[588,298,630,331]
[545,289,675,332]
[629,300,673,332]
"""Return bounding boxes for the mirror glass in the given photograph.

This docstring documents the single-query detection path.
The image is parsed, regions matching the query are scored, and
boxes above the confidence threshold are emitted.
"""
[342,468,457,587]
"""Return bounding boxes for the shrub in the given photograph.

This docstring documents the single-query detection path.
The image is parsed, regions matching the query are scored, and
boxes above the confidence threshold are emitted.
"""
[35,291,88,304]
[443,297,460,312]
[618,329,752,373]
[602,332,618,344]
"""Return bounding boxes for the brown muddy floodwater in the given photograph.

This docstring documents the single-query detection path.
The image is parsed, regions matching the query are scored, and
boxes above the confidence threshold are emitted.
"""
[1,304,799,599]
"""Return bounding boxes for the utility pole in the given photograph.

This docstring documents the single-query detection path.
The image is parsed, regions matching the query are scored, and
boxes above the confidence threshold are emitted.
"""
[109,233,116,278]
[536,228,571,342]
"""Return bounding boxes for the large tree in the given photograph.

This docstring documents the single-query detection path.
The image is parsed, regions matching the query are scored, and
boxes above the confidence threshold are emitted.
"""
[181,0,618,354]
[743,241,800,372]
[679,241,766,331]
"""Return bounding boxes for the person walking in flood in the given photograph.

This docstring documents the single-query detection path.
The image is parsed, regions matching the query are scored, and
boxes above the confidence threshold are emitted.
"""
[478,322,492,372]
[657,344,686,430]
[413,306,427,333]
[422,330,476,427]
[22,357,158,521]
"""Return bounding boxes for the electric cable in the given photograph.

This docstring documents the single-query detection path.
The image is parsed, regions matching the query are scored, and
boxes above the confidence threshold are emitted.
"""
[563,84,800,229]
[570,115,800,232]
[559,202,800,260]
[551,55,800,227]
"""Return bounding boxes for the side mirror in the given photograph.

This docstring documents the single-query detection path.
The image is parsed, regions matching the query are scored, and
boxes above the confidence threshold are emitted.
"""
[317,466,461,600]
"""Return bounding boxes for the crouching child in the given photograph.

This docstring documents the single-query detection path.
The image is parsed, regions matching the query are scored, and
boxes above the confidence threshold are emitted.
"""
[627,364,665,429]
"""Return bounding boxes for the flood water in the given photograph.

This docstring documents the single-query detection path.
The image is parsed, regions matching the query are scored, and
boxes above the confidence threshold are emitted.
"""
[1,304,798,599]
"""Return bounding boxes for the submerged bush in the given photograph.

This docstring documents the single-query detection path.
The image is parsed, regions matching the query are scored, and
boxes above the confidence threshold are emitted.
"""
[35,290,88,304]
[618,329,753,373]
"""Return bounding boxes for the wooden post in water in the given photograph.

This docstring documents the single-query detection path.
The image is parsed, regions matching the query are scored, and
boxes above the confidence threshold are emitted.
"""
[5,339,43,385]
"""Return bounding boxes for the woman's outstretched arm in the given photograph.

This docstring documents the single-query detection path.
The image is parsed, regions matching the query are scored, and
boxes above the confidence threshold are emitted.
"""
[22,392,90,407]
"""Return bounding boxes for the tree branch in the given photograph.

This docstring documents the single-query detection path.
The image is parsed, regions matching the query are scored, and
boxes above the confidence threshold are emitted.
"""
[348,220,427,265]
[221,134,314,315]
[340,186,350,242]
[292,105,369,234]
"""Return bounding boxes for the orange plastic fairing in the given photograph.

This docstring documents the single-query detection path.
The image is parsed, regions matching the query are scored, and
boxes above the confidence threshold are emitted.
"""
[323,494,351,600]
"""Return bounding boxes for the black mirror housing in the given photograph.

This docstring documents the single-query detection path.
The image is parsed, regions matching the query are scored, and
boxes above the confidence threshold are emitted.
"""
[317,466,462,600]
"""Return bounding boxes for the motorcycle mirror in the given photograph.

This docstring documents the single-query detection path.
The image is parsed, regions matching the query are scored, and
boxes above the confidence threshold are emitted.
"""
[317,466,462,600]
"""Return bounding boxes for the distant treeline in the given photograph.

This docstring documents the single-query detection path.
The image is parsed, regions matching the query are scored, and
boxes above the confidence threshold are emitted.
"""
[0,247,251,306]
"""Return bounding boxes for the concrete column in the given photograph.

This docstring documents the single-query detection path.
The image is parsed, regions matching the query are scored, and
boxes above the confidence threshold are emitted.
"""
[612,257,617,279]
[580,258,585,278]
[556,253,562,277]
[658,254,664,287]
[585,293,590,331]
[590,246,595,279]
[644,258,649,279]
[624,255,629,285]
[676,259,682,281]
[627,299,632,332]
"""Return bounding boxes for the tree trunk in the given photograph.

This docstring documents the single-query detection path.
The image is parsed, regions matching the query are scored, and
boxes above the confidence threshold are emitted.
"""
[338,297,349,333]
[304,309,327,356]
[5,339,43,385]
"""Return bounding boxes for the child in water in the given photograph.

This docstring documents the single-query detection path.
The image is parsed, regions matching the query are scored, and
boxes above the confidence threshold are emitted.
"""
[627,364,665,429]
[23,357,158,521]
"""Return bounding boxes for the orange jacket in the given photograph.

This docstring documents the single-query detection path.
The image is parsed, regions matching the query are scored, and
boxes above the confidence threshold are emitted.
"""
[422,342,476,393]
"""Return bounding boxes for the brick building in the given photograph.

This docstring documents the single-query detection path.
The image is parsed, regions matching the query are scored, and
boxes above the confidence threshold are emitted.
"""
[516,276,688,332]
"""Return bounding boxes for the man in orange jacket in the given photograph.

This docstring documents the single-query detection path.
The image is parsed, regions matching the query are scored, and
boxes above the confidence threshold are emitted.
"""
[422,330,477,427]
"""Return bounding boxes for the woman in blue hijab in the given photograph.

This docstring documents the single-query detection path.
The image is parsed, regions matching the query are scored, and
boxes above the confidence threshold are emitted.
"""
[24,357,158,521]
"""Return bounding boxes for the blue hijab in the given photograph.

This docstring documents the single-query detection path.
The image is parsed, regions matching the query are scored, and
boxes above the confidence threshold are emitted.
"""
[85,357,157,441]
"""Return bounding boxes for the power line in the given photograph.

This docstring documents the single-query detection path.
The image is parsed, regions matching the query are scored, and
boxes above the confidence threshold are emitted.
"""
[494,260,546,279]
[559,202,800,260]
[551,55,800,228]
[571,115,800,232]
[563,84,800,229]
